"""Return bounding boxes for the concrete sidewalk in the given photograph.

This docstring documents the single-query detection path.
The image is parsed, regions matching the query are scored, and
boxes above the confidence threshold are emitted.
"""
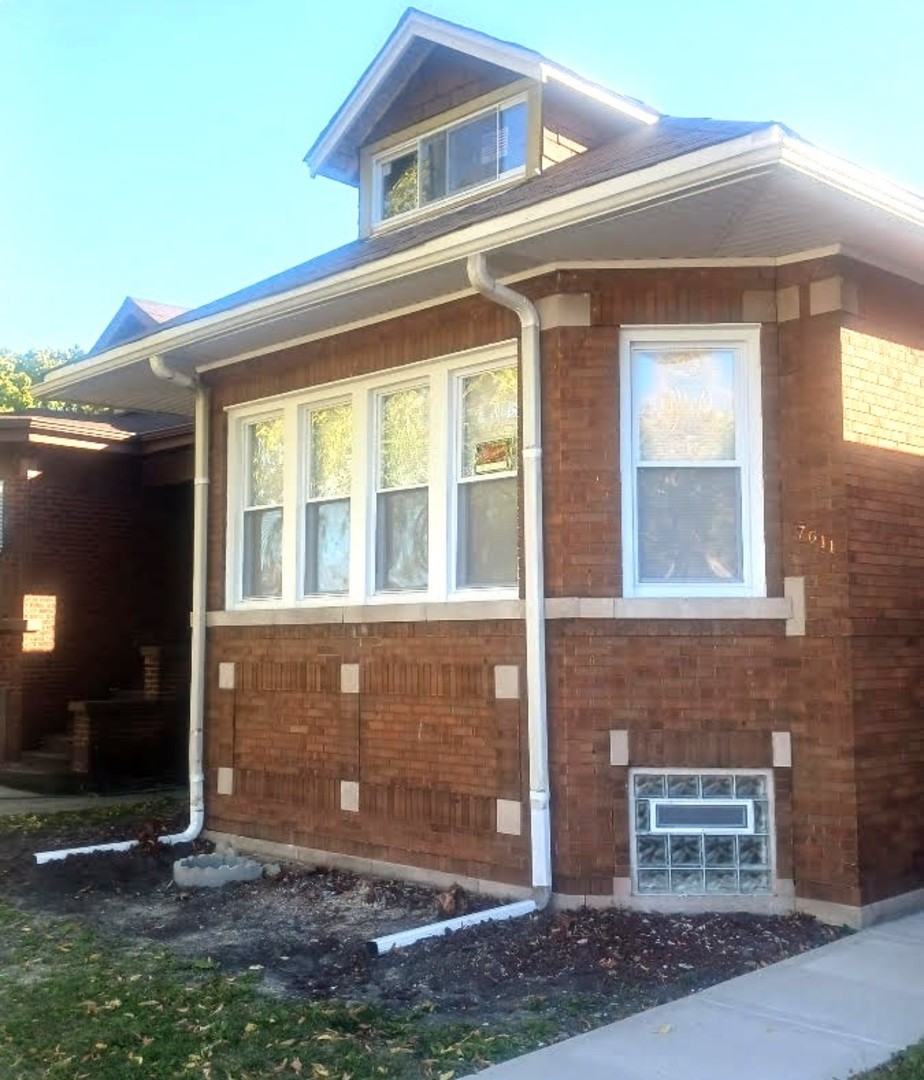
[0,784,183,816]
[473,910,924,1080]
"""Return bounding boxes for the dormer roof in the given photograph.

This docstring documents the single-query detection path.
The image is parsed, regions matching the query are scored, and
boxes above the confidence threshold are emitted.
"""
[89,296,189,356]
[304,8,660,186]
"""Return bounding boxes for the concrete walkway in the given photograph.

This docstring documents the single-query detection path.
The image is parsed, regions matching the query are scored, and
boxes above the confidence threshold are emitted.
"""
[0,784,183,816]
[473,910,924,1080]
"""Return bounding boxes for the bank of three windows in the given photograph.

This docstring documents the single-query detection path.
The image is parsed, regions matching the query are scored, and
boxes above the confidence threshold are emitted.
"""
[232,349,519,606]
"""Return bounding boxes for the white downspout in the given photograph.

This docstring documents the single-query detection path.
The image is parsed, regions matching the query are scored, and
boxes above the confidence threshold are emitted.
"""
[35,356,208,863]
[368,257,553,954]
[467,253,552,908]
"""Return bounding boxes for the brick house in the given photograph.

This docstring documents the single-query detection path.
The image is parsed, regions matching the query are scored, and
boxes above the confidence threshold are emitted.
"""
[45,11,924,926]
[0,406,194,784]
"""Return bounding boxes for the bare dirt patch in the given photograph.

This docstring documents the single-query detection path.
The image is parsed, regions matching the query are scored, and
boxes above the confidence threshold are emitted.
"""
[0,803,848,1036]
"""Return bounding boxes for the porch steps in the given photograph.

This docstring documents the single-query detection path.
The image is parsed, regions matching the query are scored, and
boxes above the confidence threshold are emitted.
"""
[0,761,84,795]
[19,749,70,772]
[41,732,71,757]
[0,731,81,795]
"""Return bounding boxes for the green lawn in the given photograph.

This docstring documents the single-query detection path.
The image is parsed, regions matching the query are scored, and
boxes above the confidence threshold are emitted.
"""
[856,1044,924,1080]
[0,900,552,1079]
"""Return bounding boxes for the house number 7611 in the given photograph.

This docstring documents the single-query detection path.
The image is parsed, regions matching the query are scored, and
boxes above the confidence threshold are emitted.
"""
[796,524,835,554]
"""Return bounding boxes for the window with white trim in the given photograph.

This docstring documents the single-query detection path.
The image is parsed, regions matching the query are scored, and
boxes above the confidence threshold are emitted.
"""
[304,402,352,595]
[631,770,773,896]
[374,97,527,224]
[226,344,519,609]
[375,385,430,592]
[241,415,284,600]
[456,367,518,588]
[620,325,765,598]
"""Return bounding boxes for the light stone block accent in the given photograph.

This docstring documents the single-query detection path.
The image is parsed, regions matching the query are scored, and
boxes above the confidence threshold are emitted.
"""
[776,284,801,322]
[810,275,859,316]
[340,663,360,694]
[742,290,777,323]
[609,729,629,767]
[534,292,592,329]
[496,798,522,835]
[216,767,234,796]
[784,576,806,637]
[494,664,520,700]
[772,730,793,768]
[340,780,360,813]
[206,599,524,628]
[218,662,236,690]
[613,876,632,898]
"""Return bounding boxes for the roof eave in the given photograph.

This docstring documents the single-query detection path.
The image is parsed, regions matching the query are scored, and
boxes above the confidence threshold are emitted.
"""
[41,125,924,407]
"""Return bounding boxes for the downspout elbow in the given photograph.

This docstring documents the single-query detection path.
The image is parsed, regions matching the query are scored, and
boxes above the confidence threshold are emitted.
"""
[149,354,198,390]
[466,254,539,332]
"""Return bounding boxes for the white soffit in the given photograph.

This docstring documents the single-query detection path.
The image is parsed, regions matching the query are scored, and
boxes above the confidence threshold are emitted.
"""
[42,132,924,413]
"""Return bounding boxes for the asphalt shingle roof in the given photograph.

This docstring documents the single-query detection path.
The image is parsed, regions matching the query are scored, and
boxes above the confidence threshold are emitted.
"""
[84,115,783,358]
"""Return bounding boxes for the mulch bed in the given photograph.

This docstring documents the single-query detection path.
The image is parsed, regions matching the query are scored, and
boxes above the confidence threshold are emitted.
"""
[0,804,848,1034]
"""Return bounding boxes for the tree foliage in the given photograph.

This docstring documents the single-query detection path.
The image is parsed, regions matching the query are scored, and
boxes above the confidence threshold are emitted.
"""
[0,346,92,413]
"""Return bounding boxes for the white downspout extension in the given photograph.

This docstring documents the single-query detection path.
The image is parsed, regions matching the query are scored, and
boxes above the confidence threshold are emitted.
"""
[467,253,552,908]
[35,356,208,863]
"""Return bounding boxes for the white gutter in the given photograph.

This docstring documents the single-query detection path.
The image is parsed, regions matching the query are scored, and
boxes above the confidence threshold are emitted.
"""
[41,129,798,401]
[467,253,552,907]
[35,357,208,864]
[40,125,924,407]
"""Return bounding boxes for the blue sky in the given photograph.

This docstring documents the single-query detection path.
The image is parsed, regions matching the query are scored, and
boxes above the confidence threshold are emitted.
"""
[2,0,922,353]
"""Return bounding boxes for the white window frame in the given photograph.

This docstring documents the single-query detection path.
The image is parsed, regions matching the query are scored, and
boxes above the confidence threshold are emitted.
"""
[301,397,353,598]
[225,341,519,611]
[648,798,755,835]
[237,410,285,604]
[619,324,766,599]
[449,362,520,593]
[371,379,432,597]
[371,94,528,228]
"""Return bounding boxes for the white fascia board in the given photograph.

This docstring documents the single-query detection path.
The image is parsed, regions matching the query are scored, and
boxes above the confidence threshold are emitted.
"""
[305,12,544,177]
[779,135,924,227]
[539,63,659,125]
[43,125,924,399]
[304,11,657,177]
[41,128,788,399]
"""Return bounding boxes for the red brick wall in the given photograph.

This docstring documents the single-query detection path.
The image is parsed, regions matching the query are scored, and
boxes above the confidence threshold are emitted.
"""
[366,47,518,147]
[840,266,924,904]
[202,261,924,910]
[207,623,528,884]
[0,444,193,759]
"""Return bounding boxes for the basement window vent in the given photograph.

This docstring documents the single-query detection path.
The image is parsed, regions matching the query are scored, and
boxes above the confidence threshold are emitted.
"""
[631,770,773,896]
[649,799,753,834]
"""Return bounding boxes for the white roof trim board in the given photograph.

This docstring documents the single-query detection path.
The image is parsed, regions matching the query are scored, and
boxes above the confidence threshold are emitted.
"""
[304,8,659,177]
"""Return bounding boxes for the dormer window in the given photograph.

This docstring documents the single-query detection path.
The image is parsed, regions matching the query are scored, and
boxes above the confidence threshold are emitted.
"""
[373,97,528,225]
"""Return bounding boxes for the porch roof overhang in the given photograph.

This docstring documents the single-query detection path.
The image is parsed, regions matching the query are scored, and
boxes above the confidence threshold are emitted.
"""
[41,127,924,417]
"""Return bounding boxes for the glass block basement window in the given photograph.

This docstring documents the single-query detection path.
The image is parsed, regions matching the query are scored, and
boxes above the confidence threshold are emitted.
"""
[632,772,772,896]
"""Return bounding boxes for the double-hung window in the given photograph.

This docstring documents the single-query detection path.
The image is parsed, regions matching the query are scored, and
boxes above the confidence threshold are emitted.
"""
[620,325,765,598]
[304,402,352,595]
[375,385,430,592]
[375,97,527,224]
[456,366,518,588]
[241,415,284,600]
[227,343,519,609]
